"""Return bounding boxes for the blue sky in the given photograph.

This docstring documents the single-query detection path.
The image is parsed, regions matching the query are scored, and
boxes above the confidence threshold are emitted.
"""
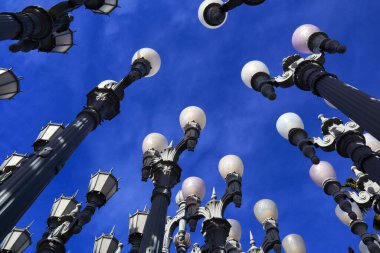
[1,0,379,252]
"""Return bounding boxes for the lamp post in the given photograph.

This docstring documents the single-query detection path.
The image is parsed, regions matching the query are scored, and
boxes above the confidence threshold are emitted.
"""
[138,105,207,252]
[0,223,33,253]
[128,207,149,253]
[162,154,244,253]
[0,0,118,53]
[93,227,123,253]
[197,0,266,29]
[309,162,380,253]
[275,112,380,185]
[0,47,161,240]
[36,170,118,253]
[241,24,380,141]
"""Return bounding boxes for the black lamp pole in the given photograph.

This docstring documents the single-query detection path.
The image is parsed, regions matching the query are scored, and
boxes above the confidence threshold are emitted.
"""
[0,53,155,241]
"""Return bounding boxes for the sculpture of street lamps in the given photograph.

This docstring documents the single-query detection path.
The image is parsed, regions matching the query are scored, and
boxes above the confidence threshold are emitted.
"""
[0,0,118,53]
[162,154,244,253]
[275,112,380,185]
[0,47,161,240]
[241,24,380,141]
[35,170,118,253]
[309,162,380,253]
[0,68,21,100]
[198,0,266,29]
[138,105,207,252]
[93,227,123,253]
[0,222,33,253]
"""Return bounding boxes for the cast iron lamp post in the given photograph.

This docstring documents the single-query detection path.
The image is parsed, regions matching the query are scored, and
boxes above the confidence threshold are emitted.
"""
[35,170,118,253]
[241,24,380,142]
[309,162,380,253]
[275,112,380,185]
[0,0,118,53]
[128,207,149,253]
[197,0,266,29]
[224,218,306,253]
[0,47,161,241]
[0,223,33,253]
[93,227,123,253]
[0,68,21,100]
[138,105,207,252]
[162,154,244,253]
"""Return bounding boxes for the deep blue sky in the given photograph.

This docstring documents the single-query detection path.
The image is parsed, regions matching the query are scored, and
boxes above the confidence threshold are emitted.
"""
[1,0,379,252]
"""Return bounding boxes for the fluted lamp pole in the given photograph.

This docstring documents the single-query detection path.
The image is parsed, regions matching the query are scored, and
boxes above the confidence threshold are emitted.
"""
[36,170,118,253]
[0,48,161,240]
[276,112,380,185]
[139,106,207,253]
[0,0,118,53]
[241,24,380,142]
[197,0,266,29]
[0,223,33,253]
[93,227,123,253]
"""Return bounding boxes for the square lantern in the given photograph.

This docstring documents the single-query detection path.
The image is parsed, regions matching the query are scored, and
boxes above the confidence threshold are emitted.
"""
[40,30,74,54]
[93,233,120,253]
[48,195,78,226]
[0,226,32,253]
[88,171,118,206]
[0,153,27,174]
[33,122,65,151]
[128,210,149,236]
[87,0,118,15]
[0,68,20,100]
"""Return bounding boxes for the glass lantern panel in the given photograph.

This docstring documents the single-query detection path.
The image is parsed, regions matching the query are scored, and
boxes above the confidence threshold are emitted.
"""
[41,125,63,141]
[89,173,117,201]
[1,230,31,253]
[98,4,116,14]
[94,237,118,253]
[129,212,148,234]
[0,69,18,99]
[50,197,77,217]
[54,32,73,45]
[52,45,72,53]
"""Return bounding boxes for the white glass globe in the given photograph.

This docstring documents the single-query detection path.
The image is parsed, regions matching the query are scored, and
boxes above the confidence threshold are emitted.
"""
[97,80,117,89]
[241,60,270,88]
[175,190,185,205]
[364,133,380,153]
[132,48,161,77]
[292,24,321,54]
[309,161,337,188]
[335,201,362,226]
[218,155,244,179]
[181,177,206,200]
[282,234,306,253]
[179,106,206,131]
[227,219,242,241]
[276,112,304,140]
[142,133,168,153]
[198,0,227,29]
[253,199,278,223]
[359,240,371,253]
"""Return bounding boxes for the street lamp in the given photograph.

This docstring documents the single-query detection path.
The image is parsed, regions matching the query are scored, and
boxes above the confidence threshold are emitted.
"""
[241,25,380,141]
[198,0,266,29]
[0,68,21,100]
[0,47,160,241]
[93,227,123,253]
[36,170,118,253]
[139,105,206,252]
[0,223,33,253]
[276,112,380,185]
[162,154,243,252]
[0,152,27,185]
[0,0,118,53]
[128,207,149,253]
[309,162,380,253]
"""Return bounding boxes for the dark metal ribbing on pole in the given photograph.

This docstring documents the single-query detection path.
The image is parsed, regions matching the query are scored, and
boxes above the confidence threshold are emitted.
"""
[0,14,23,40]
[0,114,97,240]
[139,193,170,253]
[297,64,380,141]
